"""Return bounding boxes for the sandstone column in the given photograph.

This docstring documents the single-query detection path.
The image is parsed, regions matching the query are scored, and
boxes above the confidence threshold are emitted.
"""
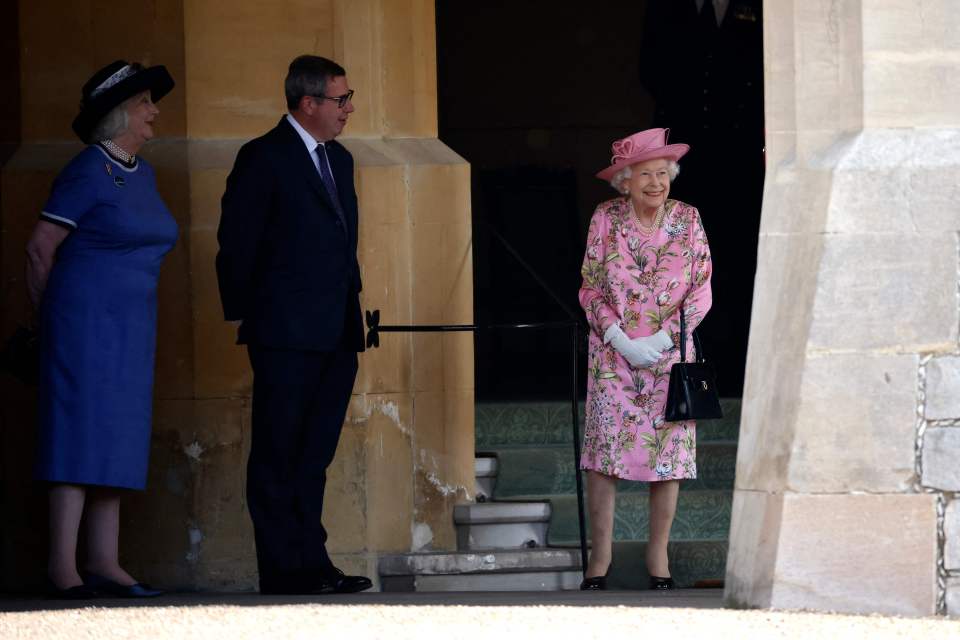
[726,0,959,616]
[0,0,472,590]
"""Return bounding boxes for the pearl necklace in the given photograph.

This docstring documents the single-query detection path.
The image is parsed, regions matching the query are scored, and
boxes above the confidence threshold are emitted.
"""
[100,139,135,164]
[630,201,666,236]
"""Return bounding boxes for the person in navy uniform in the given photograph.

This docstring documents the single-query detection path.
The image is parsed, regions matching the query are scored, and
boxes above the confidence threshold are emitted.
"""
[216,55,370,595]
[639,0,764,394]
[25,60,177,599]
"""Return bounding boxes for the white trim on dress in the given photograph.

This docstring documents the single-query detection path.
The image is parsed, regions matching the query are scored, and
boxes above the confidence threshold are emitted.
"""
[40,212,78,229]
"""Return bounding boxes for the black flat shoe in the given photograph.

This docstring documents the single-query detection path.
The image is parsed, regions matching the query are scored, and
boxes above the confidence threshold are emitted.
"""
[649,575,675,590]
[82,572,164,598]
[46,579,98,600]
[580,566,610,591]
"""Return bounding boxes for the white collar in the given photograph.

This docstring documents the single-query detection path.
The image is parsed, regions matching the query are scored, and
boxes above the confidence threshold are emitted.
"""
[695,0,730,25]
[285,113,328,152]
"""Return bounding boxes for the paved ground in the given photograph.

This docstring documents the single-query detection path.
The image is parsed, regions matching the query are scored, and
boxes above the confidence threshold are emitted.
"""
[1,590,958,639]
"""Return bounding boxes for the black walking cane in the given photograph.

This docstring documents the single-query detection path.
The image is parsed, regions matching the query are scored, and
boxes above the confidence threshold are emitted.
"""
[365,218,590,578]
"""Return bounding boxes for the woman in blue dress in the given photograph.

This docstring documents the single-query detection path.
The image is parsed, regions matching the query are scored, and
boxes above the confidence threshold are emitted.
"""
[24,60,178,598]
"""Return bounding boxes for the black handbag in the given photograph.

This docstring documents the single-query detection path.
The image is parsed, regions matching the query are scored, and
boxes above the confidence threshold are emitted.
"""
[664,306,722,422]
[0,324,40,386]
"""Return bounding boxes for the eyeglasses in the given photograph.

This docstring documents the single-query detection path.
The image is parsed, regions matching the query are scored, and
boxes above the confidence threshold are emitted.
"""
[311,89,354,109]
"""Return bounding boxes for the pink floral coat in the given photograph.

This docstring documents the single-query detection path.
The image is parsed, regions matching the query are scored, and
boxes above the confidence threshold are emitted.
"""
[578,197,712,481]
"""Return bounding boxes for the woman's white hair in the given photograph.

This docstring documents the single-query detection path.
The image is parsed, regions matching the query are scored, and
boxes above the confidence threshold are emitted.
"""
[86,98,132,144]
[610,160,680,194]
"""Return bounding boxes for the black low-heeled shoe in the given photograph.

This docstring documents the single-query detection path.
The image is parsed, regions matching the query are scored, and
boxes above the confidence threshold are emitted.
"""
[579,567,610,591]
[46,579,98,600]
[649,575,675,590]
[82,572,164,598]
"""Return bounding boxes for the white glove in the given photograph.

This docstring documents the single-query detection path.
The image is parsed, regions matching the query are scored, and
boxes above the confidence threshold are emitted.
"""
[646,329,674,352]
[604,324,664,368]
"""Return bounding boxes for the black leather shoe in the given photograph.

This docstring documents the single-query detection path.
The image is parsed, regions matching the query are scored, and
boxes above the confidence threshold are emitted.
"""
[82,572,164,598]
[322,567,373,594]
[46,579,98,600]
[579,566,610,591]
[649,575,675,590]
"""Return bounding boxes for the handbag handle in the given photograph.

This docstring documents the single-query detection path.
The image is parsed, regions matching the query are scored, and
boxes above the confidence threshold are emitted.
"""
[678,305,704,364]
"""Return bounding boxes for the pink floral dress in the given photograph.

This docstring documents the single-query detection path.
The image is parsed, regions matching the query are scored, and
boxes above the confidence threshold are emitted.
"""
[579,197,712,481]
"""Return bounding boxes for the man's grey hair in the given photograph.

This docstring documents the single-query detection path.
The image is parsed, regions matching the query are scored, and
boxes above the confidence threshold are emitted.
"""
[610,160,681,194]
[285,55,346,111]
[87,100,130,144]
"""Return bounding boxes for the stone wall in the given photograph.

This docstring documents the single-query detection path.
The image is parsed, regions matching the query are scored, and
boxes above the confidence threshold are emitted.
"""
[922,357,960,614]
[0,0,473,590]
[726,0,959,616]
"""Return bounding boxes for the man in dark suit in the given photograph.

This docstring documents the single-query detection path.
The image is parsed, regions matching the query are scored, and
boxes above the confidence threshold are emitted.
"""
[639,0,764,396]
[216,55,370,595]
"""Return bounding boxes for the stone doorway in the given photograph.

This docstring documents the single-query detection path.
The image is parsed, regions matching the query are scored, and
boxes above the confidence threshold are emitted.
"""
[436,0,764,400]
[433,0,764,589]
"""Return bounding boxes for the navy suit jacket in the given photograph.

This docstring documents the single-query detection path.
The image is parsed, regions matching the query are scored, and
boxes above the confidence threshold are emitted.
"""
[639,0,763,152]
[216,116,364,352]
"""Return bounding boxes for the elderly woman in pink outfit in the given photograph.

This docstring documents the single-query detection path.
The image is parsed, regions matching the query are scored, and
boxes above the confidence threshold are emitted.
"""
[578,128,712,591]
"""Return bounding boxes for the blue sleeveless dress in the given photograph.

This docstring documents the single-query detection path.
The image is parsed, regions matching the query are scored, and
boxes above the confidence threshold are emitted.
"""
[35,145,178,490]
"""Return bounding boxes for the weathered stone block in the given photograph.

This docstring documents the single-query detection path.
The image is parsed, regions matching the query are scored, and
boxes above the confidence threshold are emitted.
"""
[759,166,832,234]
[324,424,368,554]
[355,219,413,393]
[794,0,864,135]
[864,58,960,128]
[925,356,960,421]
[412,390,446,468]
[762,5,796,139]
[809,233,957,351]
[189,226,253,398]
[408,163,471,225]
[788,353,917,492]
[771,493,938,616]
[948,576,960,618]
[19,4,186,142]
[910,163,960,232]
[946,500,960,572]
[824,130,960,233]
[356,393,415,552]
[381,0,439,138]
[183,0,334,139]
[827,169,913,234]
[737,233,824,493]
[922,427,960,491]
[125,398,255,590]
[724,489,783,609]
[444,386,477,498]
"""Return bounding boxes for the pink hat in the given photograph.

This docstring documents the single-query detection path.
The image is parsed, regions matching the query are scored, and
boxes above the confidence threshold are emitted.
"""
[595,128,690,182]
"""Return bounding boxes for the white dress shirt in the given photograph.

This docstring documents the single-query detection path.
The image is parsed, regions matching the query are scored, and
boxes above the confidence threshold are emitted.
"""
[695,0,729,26]
[285,113,336,187]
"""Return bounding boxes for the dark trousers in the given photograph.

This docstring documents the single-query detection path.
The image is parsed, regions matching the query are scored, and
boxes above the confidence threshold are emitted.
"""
[246,344,358,591]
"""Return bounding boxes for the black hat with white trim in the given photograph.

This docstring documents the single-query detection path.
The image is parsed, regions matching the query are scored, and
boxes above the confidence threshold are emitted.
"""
[72,60,175,142]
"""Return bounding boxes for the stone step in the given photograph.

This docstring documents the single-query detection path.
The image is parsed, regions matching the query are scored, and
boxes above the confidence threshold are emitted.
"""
[377,541,726,591]
[483,441,737,498]
[453,501,551,550]
[476,398,740,448]
[378,548,582,592]
[474,455,498,502]
[530,490,733,544]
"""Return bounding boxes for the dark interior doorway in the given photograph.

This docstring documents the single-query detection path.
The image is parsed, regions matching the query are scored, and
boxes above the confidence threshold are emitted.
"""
[436,0,764,401]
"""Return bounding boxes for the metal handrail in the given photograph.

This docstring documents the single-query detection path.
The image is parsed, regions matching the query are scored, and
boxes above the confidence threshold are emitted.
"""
[364,311,587,578]
[362,218,589,579]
